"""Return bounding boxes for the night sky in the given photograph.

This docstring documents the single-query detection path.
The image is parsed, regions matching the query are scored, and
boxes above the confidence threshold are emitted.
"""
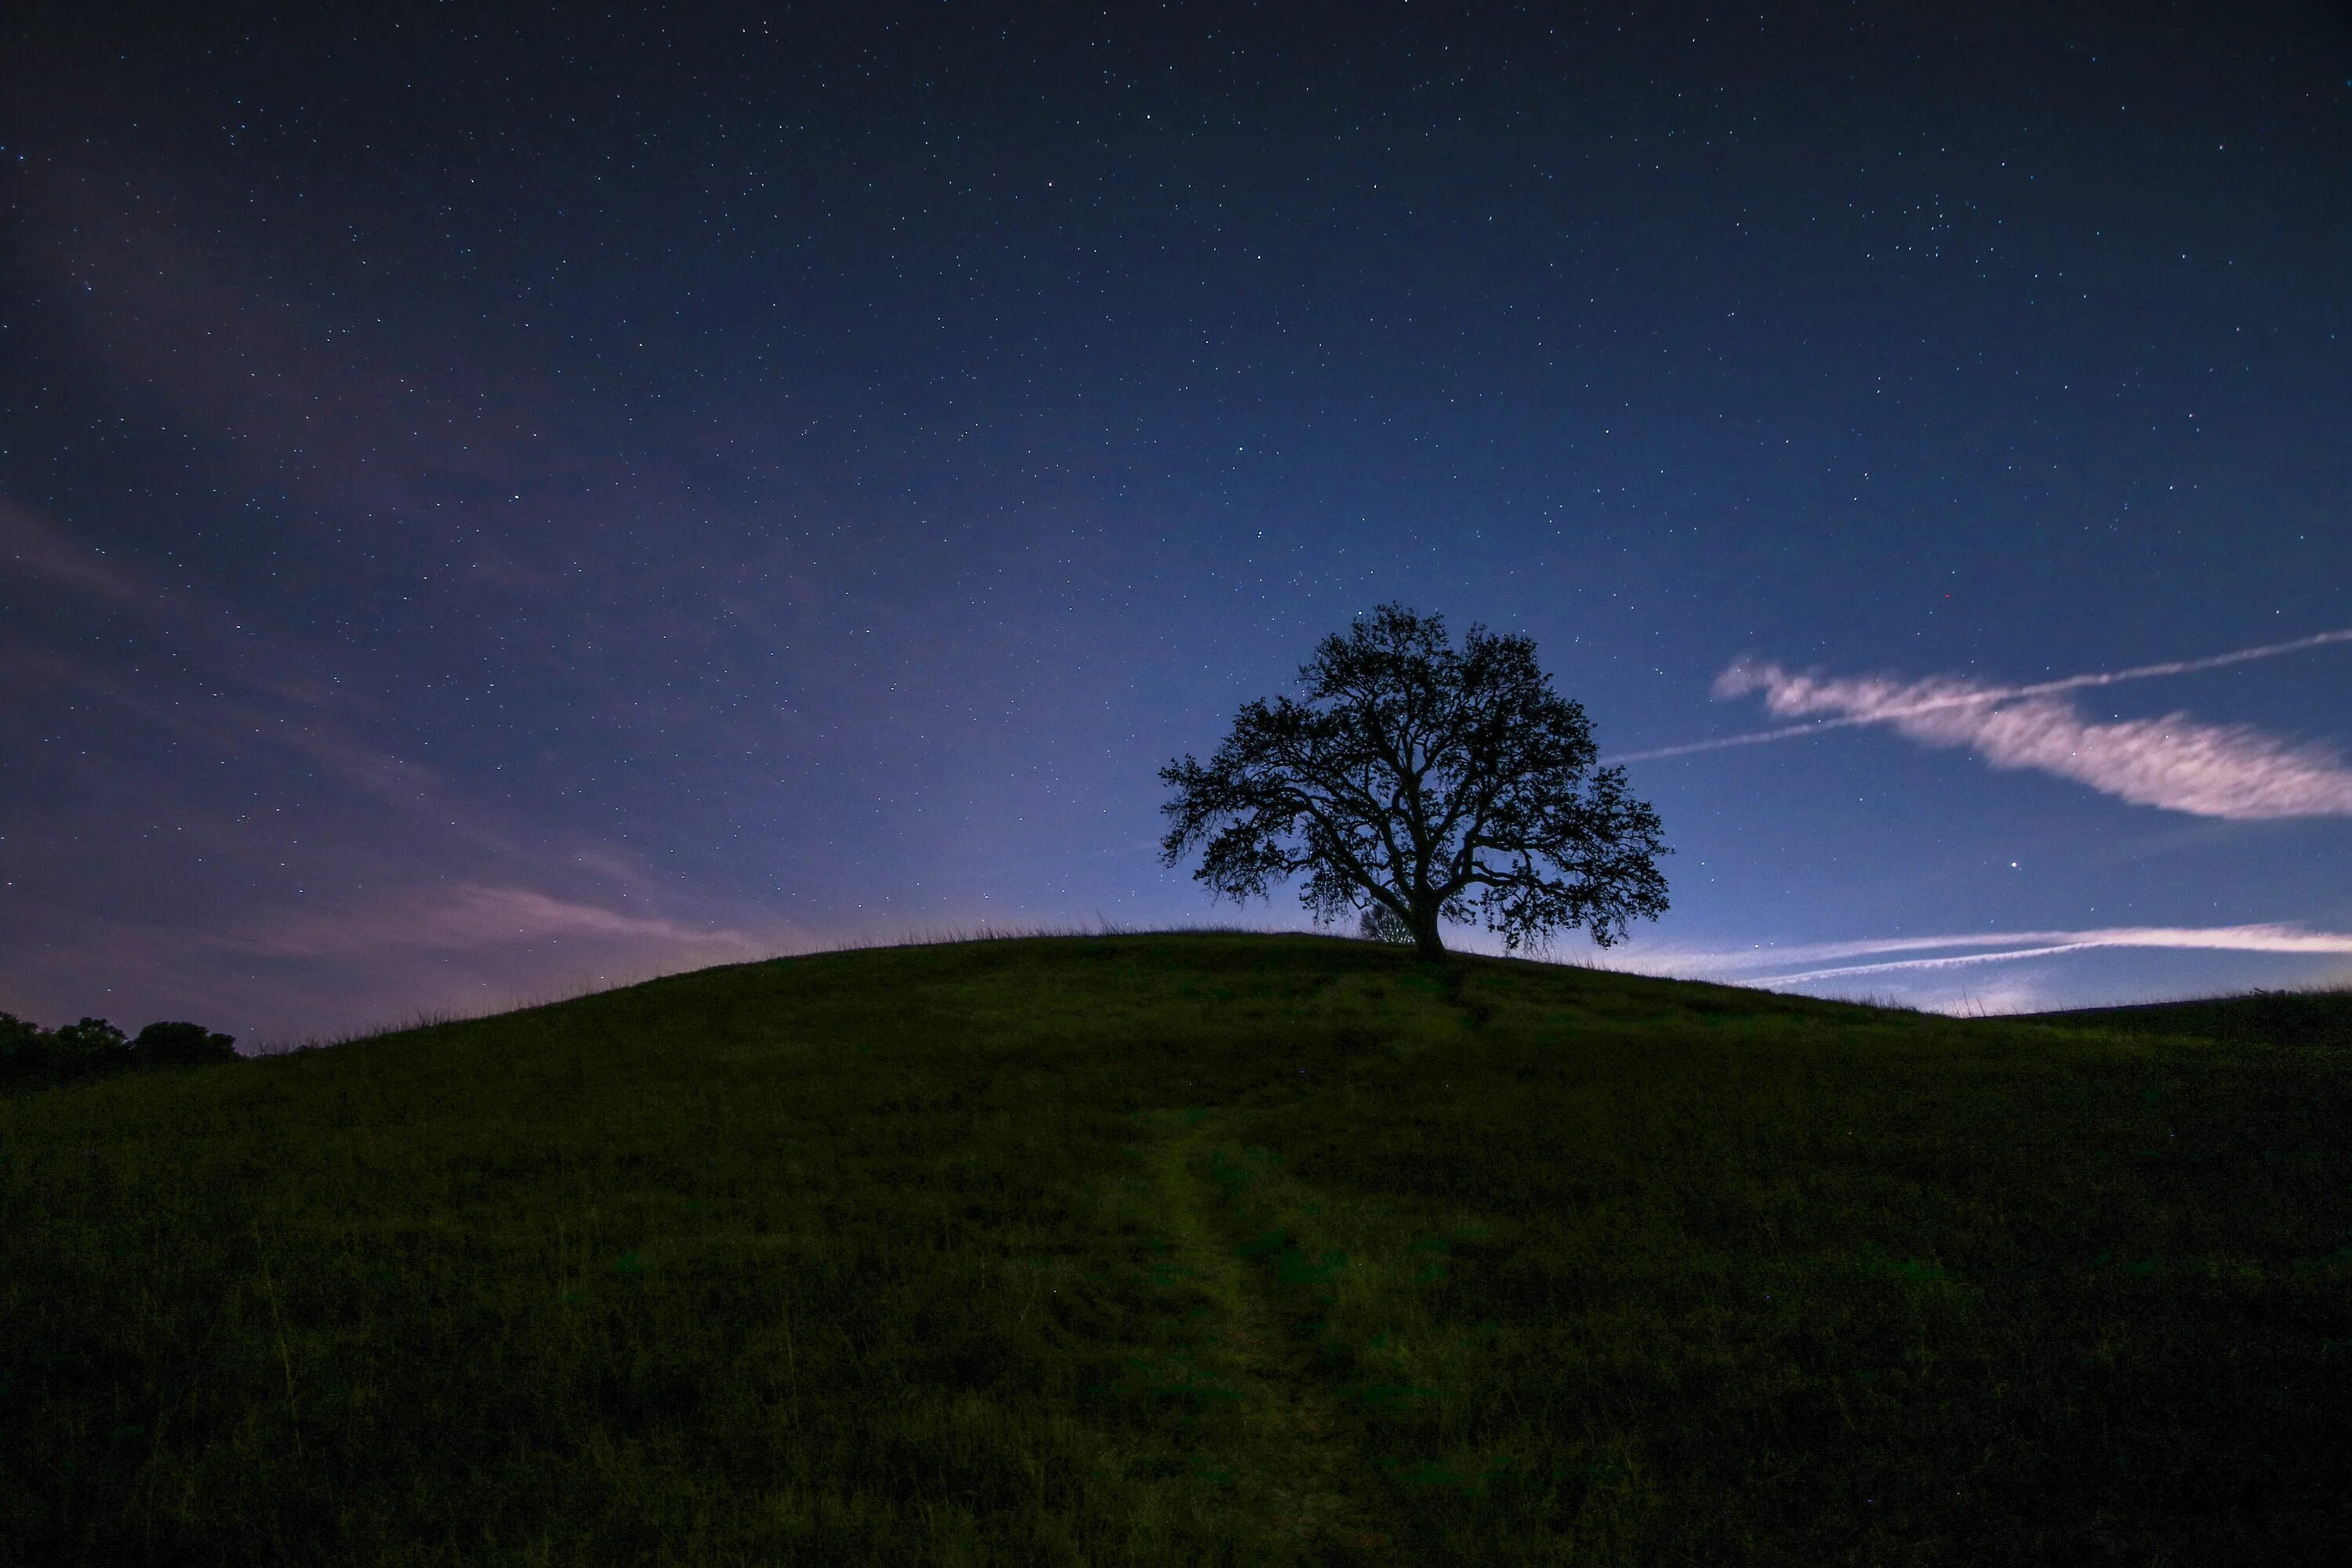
[5,3,2348,1047]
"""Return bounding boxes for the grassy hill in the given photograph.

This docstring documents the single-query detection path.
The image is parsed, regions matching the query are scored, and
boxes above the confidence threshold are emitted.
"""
[5,932,2349,1565]
[2036,987,2352,1052]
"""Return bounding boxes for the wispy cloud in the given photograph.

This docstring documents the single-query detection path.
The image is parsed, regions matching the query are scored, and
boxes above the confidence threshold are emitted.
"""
[1610,630,2352,820]
[0,496,165,606]
[0,880,799,1051]
[220,883,779,961]
[1647,631,2352,818]
[1614,627,2352,764]
[1706,924,2352,985]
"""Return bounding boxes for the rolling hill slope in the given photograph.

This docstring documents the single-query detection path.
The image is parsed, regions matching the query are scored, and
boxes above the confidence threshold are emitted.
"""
[2038,988,2352,1052]
[5,933,2349,1565]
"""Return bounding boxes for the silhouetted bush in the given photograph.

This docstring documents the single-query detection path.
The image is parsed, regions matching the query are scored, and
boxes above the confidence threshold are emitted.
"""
[0,1012,239,1092]
[44,1018,129,1081]
[0,1012,44,1089]
[132,1020,238,1067]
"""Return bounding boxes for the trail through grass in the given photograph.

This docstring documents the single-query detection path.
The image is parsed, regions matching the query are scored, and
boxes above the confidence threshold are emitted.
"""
[1113,1105,1400,1562]
[5,933,2350,1564]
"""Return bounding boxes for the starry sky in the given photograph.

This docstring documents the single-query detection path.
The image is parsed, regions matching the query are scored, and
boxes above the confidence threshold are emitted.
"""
[4,2,2348,1047]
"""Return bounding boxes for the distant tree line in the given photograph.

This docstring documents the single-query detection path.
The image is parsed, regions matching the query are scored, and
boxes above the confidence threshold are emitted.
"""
[0,1013,238,1093]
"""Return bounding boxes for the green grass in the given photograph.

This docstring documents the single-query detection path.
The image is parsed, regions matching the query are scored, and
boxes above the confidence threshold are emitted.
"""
[5,932,2349,1565]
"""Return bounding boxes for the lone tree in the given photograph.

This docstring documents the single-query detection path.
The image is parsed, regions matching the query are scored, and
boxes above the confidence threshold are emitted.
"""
[1160,604,1669,959]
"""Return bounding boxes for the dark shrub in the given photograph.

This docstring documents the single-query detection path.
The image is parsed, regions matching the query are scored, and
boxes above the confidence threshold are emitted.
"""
[132,1020,239,1066]
[2,1013,241,1092]
[0,1012,45,1088]
[46,1018,130,1082]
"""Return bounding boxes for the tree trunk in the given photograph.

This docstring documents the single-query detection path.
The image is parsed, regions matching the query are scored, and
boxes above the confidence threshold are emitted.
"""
[1409,901,1446,958]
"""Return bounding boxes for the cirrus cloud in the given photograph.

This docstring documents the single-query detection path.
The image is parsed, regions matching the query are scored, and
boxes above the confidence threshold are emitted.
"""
[1738,923,2352,985]
[1589,923,2352,1000]
[218,883,779,962]
[1709,657,2352,819]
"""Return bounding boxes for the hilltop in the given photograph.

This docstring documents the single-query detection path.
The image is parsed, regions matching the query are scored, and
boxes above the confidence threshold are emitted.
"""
[4,932,2348,1565]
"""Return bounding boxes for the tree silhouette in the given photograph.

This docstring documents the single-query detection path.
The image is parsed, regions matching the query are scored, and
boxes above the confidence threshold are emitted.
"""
[46,1018,129,1080]
[132,1021,238,1067]
[1,1012,239,1091]
[1160,604,1669,958]
[0,1013,43,1089]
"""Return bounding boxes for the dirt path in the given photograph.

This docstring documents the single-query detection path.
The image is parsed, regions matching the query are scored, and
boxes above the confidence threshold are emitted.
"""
[1123,1106,1403,1564]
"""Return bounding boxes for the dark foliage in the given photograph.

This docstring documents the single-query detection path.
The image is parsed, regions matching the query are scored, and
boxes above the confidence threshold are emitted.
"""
[0,1011,237,1092]
[32,1016,128,1083]
[0,1012,41,1088]
[132,1020,240,1067]
[1161,604,1669,956]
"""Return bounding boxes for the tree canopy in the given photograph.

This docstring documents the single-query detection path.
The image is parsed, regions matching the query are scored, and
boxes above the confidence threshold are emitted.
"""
[1160,604,1669,957]
[1,1013,238,1092]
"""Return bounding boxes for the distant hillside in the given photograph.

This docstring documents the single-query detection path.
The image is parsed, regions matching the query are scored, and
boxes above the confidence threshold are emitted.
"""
[2037,987,2352,1051]
[5,932,2348,1566]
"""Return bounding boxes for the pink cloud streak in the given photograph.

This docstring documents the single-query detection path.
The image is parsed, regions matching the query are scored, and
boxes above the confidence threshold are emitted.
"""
[220,883,776,961]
